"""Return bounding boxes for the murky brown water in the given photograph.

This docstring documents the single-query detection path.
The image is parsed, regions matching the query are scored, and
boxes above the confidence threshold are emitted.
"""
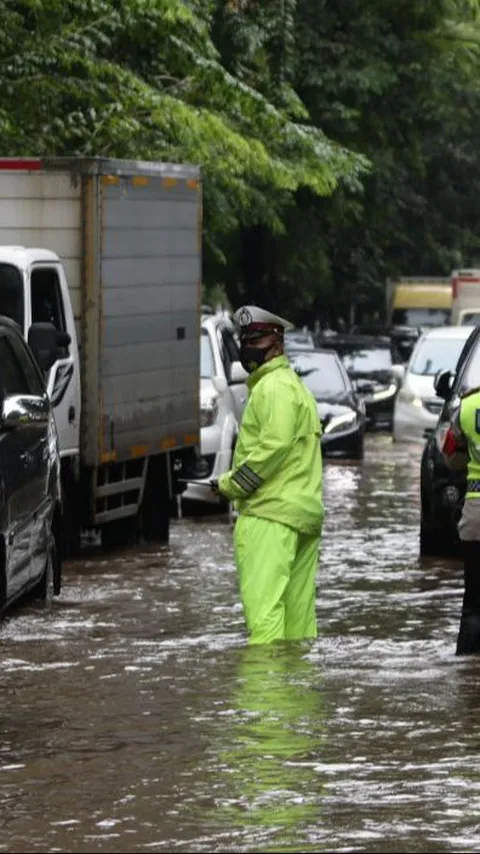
[1,435,479,854]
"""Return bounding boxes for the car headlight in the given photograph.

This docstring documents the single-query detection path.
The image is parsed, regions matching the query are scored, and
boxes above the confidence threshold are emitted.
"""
[200,398,218,427]
[323,411,357,435]
[372,382,398,401]
[397,386,423,408]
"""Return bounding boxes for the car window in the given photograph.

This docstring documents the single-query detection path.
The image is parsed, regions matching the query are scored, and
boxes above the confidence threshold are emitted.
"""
[8,333,45,395]
[200,329,215,379]
[459,340,480,394]
[461,311,480,325]
[392,308,451,327]
[290,353,348,395]
[219,327,241,382]
[221,328,240,363]
[409,336,470,376]
[0,335,32,396]
[341,347,392,373]
[0,264,24,330]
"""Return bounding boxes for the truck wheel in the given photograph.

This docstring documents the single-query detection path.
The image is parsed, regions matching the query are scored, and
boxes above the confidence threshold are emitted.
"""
[139,456,170,544]
[61,463,81,559]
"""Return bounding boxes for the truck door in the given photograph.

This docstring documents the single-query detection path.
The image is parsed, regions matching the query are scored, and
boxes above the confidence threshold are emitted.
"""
[28,264,80,458]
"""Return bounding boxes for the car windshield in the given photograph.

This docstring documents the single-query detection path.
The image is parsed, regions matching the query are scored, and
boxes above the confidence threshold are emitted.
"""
[285,329,314,351]
[0,264,24,330]
[289,352,347,396]
[461,311,480,325]
[409,335,470,376]
[392,308,451,327]
[200,329,215,379]
[461,340,480,391]
[339,346,392,373]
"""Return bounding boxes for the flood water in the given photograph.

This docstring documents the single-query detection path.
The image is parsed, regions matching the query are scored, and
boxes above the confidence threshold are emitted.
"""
[1,434,479,854]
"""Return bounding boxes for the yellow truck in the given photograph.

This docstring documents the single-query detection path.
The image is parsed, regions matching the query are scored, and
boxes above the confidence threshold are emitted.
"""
[386,277,452,329]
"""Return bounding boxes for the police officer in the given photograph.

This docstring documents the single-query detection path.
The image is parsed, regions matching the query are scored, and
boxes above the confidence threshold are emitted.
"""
[214,305,324,645]
[442,386,480,654]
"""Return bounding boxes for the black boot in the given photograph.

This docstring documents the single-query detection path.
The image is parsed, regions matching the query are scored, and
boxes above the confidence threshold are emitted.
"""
[456,542,480,655]
[456,611,480,655]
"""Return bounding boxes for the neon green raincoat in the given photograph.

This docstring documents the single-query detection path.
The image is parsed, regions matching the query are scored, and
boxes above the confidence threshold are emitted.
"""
[218,355,324,644]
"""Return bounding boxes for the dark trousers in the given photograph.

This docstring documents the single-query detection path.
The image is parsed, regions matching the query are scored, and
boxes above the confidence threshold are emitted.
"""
[456,540,480,655]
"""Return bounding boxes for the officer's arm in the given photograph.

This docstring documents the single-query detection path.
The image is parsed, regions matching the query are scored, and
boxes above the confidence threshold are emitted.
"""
[442,407,468,472]
[218,384,296,500]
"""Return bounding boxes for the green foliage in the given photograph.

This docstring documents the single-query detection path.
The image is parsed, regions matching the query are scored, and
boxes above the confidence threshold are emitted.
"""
[2,0,480,324]
[0,0,366,256]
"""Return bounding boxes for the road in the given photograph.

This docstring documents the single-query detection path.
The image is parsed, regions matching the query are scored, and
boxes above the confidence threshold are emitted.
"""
[1,434,478,853]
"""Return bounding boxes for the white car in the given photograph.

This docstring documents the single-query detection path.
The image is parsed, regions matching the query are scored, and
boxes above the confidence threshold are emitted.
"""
[181,311,248,506]
[393,325,473,443]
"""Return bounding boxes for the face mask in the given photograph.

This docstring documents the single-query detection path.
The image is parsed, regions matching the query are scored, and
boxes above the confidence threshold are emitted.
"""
[239,344,271,374]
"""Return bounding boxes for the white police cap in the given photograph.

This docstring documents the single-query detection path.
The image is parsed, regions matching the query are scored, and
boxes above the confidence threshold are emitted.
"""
[233,305,294,335]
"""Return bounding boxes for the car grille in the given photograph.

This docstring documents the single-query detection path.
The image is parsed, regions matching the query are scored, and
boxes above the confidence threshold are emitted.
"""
[423,398,443,416]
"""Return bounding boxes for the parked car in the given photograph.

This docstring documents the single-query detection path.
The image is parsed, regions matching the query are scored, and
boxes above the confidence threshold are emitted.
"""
[181,311,248,507]
[316,334,403,430]
[0,315,62,616]
[420,324,480,557]
[393,325,473,443]
[284,328,315,353]
[289,349,366,459]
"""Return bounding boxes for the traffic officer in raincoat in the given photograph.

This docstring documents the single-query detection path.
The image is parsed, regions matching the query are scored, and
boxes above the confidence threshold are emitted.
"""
[442,386,480,654]
[214,305,324,645]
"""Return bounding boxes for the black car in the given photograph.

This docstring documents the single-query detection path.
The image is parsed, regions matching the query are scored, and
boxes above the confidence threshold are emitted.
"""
[0,316,62,615]
[420,325,480,557]
[315,333,403,430]
[289,348,366,459]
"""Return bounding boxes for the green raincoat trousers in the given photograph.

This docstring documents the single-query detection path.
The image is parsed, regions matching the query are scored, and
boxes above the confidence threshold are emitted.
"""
[218,355,324,645]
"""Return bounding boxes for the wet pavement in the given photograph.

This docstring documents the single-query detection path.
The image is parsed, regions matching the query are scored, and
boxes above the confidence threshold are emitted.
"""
[1,434,479,854]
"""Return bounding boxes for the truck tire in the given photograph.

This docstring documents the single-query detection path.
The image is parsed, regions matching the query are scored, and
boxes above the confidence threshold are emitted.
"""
[140,455,170,544]
[61,461,81,559]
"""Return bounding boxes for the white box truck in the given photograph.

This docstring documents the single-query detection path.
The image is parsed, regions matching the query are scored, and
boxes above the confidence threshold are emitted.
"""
[0,157,201,553]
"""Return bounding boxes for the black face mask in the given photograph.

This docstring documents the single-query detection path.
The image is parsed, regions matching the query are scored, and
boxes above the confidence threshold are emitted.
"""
[239,344,271,374]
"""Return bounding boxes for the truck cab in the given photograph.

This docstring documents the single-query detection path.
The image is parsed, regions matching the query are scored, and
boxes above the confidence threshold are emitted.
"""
[0,247,81,463]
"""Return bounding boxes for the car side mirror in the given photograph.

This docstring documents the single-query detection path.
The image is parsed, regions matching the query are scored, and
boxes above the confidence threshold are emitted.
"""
[391,363,405,383]
[212,375,228,395]
[434,369,453,400]
[28,322,58,373]
[230,360,249,384]
[1,394,50,430]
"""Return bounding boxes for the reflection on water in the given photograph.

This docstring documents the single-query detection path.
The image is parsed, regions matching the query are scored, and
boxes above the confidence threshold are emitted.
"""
[1,435,480,853]
[208,644,327,853]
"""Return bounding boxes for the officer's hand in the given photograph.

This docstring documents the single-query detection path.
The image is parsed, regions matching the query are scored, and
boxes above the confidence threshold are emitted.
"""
[210,479,220,496]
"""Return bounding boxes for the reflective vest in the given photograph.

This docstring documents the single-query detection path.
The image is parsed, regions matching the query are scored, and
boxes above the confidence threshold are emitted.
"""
[218,355,324,535]
[459,389,480,499]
